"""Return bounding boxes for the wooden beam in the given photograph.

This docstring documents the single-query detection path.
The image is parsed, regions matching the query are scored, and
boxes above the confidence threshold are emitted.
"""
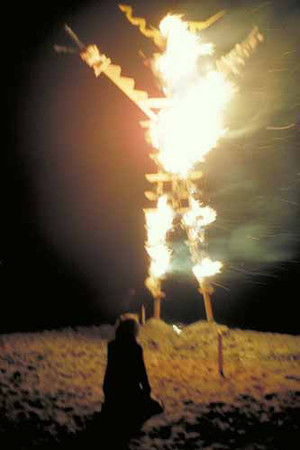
[145,171,203,183]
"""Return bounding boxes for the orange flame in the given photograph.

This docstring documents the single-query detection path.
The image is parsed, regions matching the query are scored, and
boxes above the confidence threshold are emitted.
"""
[147,14,230,287]
[149,15,234,177]
[145,196,174,296]
[193,258,223,280]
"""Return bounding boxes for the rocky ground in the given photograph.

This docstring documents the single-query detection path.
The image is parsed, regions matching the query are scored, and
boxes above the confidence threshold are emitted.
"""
[0,319,299,449]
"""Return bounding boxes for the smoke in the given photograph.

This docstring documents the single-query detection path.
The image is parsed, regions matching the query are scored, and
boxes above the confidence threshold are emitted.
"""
[228,223,297,263]
[205,1,300,143]
[158,1,300,288]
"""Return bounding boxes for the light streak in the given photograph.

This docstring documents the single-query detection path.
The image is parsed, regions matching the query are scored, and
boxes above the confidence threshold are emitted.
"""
[266,124,295,130]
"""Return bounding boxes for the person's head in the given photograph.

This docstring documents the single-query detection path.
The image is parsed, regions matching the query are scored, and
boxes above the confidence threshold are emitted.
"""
[115,316,139,340]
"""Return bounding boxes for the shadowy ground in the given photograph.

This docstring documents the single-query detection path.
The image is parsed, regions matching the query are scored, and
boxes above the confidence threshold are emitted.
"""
[0,320,299,449]
[0,393,299,449]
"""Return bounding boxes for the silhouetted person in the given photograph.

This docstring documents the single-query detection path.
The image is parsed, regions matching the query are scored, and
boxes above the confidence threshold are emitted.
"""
[101,316,163,444]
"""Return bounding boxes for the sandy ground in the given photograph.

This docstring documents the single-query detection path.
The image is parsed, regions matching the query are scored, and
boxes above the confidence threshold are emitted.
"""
[0,319,299,449]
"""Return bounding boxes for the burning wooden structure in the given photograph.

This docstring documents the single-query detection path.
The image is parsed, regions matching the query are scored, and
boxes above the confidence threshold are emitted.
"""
[56,4,263,321]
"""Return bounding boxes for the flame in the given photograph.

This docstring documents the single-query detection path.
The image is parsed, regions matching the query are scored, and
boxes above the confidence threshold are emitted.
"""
[146,14,229,294]
[145,195,174,285]
[64,7,263,310]
[145,276,163,300]
[156,15,211,87]
[183,197,216,228]
[149,15,234,177]
[183,197,216,245]
[193,258,223,280]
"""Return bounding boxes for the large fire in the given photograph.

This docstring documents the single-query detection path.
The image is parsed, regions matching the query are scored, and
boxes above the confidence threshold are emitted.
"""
[60,4,263,319]
[145,14,232,298]
[149,16,234,177]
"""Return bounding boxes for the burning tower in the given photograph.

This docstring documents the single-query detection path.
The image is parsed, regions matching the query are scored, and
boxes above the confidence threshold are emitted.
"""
[56,4,263,321]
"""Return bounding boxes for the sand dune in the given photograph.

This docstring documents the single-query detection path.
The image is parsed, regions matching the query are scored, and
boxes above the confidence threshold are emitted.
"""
[0,319,299,449]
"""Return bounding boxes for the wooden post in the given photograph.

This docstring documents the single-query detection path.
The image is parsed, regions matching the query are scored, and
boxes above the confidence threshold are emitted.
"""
[141,304,146,325]
[153,297,161,319]
[218,329,225,377]
[199,281,214,322]
[203,289,214,322]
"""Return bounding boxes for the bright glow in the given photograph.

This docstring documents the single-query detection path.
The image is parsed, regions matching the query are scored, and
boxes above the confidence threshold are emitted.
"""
[145,14,233,296]
[76,9,263,304]
[183,197,216,228]
[150,15,234,177]
[145,196,174,283]
[157,15,206,87]
[150,73,233,176]
[193,258,223,280]
[172,324,182,335]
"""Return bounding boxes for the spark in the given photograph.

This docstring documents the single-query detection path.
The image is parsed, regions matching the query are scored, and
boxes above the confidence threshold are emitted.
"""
[247,2,271,16]
[278,198,298,206]
[266,124,295,130]
[212,281,231,292]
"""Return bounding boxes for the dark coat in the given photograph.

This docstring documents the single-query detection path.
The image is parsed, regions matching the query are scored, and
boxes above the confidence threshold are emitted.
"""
[103,336,151,406]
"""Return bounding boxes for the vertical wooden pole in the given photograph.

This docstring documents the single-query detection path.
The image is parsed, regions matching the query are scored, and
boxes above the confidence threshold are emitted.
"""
[203,289,214,322]
[199,281,214,322]
[153,297,161,319]
[218,330,225,377]
[141,304,146,325]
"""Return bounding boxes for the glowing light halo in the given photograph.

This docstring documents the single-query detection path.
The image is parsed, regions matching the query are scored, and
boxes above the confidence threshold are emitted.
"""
[149,70,234,178]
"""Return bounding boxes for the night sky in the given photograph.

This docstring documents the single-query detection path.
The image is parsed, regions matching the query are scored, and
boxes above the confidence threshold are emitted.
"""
[3,0,300,333]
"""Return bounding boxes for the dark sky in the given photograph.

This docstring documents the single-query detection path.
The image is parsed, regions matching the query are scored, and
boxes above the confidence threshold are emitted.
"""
[3,0,300,333]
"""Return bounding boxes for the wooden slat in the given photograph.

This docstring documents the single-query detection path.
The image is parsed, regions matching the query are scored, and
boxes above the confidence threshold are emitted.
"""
[145,171,203,182]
